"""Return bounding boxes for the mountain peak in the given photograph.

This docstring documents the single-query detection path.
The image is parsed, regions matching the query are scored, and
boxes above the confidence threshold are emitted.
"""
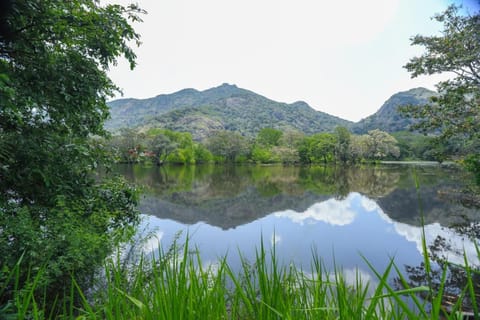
[106,84,432,138]
[405,87,431,93]
[201,83,244,97]
[106,84,352,138]
[402,87,436,100]
[220,82,237,88]
[291,100,309,107]
[352,87,436,133]
[174,88,199,95]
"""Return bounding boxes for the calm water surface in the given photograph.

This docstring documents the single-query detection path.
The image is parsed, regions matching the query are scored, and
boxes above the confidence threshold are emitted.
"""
[117,164,480,286]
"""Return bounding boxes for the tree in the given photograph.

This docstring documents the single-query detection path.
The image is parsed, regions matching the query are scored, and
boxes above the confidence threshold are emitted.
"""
[366,129,400,160]
[271,146,300,163]
[349,134,370,162]
[110,128,147,163]
[297,133,336,164]
[280,130,305,149]
[194,143,213,163]
[163,130,195,164]
[334,126,351,163]
[205,130,249,162]
[149,133,178,165]
[392,131,436,160]
[251,128,283,163]
[0,0,143,314]
[256,127,283,147]
[251,145,274,163]
[401,5,480,146]
[310,133,336,164]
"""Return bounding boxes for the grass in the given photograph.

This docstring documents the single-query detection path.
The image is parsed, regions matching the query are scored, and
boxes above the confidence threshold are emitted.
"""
[2,235,479,320]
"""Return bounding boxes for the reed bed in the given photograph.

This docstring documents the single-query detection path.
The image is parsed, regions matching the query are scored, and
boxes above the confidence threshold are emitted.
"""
[2,236,479,319]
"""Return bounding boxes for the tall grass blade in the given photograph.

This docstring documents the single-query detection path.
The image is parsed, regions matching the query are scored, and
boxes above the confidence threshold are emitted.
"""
[259,299,285,319]
[392,262,429,318]
[115,288,146,311]
[72,277,96,319]
[463,251,479,318]
[362,255,419,319]
[373,285,430,299]
[430,263,448,320]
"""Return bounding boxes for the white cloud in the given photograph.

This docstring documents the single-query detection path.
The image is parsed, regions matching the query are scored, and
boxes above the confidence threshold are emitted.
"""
[275,194,358,226]
[274,192,480,266]
[271,233,282,246]
[360,196,379,212]
[302,267,380,299]
[343,267,377,289]
[393,222,480,266]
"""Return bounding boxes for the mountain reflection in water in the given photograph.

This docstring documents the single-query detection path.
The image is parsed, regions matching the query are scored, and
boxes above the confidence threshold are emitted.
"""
[117,164,480,277]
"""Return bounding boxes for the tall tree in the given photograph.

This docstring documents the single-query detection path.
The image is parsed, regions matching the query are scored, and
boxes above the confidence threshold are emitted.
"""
[256,127,283,147]
[349,134,370,162]
[334,126,351,163]
[366,129,400,160]
[401,5,480,144]
[401,5,480,179]
[206,130,249,162]
[0,0,144,313]
[310,133,336,164]
[149,133,178,165]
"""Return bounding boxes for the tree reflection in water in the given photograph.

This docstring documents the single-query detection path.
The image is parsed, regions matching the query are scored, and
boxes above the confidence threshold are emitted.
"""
[395,220,480,314]
[116,163,480,313]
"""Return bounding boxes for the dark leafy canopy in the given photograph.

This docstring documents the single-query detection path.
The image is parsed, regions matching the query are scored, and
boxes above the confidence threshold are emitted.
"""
[402,5,480,144]
[0,0,144,204]
[0,0,144,313]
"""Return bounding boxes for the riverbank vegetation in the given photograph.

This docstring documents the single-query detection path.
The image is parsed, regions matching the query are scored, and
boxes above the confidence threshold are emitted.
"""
[0,0,144,317]
[104,126,421,165]
[1,0,479,319]
[1,235,479,319]
[102,4,480,185]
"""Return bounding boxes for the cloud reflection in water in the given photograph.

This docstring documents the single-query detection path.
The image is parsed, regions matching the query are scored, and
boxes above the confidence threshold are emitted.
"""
[273,192,479,266]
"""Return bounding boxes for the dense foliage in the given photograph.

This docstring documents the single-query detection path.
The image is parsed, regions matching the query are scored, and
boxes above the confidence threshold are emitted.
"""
[0,0,143,316]
[401,5,480,174]
[107,126,407,165]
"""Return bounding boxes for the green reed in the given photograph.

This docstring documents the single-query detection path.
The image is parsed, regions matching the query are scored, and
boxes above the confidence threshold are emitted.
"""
[2,237,479,319]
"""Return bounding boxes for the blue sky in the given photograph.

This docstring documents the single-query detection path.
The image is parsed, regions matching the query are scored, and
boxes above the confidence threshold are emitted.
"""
[106,0,479,121]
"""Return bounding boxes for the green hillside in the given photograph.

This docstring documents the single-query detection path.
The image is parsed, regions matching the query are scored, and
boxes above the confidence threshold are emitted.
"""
[352,87,435,134]
[106,83,352,140]
[107,84,437,139]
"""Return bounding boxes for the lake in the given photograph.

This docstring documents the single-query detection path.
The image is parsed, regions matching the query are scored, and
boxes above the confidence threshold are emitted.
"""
[116,163,480,290]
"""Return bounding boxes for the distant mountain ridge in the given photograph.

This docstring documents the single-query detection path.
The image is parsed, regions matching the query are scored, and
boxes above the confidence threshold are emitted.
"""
[106,83,352,139]
[352,87,435,134]
[106,84,435,139]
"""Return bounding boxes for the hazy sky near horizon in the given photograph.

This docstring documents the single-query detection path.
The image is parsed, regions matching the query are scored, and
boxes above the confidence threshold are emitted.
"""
[106,0,479,121]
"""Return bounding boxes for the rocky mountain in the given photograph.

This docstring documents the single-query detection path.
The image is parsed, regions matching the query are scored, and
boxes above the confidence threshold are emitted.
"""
[351,87,435,134]
[106,83,352,140]
[106,84,436,139]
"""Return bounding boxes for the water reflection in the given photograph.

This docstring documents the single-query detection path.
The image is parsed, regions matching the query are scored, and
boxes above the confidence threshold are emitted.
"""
[117,163,480,310]
[117,164,480,266]
[117,164,478,230]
